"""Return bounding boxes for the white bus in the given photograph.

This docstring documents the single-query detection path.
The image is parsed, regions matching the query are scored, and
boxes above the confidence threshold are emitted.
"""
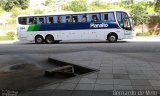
[17,10,134,43]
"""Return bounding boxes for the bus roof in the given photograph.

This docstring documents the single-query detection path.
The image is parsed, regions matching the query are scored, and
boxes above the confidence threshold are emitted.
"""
[17,10,129,17]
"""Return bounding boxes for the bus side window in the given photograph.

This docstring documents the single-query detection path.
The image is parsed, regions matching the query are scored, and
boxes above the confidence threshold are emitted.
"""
[58,16,62,23]
[122,12,128,20]
[101,13,115,21]
[116,12,122,22]
[82,14,87,22]
[38,17,45,24]
[28,17,37,24]
[66,16,71,23]
[61,16,66,23]
[28,17,33,24]
[108,13,115,21]
[91,14,100,22]
[53,16,58,23]
[72,15,78,23]
[18,17,27,25]
[103,13,108,21]
[87,14,92,22]
[47,17,54,24]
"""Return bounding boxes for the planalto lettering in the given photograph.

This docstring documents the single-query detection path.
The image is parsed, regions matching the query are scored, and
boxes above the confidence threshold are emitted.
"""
[90,23,108,28]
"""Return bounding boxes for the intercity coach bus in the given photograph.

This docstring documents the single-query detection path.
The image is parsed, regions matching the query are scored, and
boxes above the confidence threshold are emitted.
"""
[17,10,134,43]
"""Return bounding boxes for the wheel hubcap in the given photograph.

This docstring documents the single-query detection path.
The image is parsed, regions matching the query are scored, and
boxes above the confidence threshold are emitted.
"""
[37,38,42,43]
[110,36,116,42]
[47,36,53,43]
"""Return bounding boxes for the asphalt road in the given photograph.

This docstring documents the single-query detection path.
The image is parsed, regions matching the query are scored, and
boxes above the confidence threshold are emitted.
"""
[1,40,160,66]
[0,40,160,54]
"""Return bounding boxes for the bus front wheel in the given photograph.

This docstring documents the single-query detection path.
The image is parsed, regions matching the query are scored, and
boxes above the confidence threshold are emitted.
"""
[107,34,118,43]
[35,35,44,44]
[45,35,54,44]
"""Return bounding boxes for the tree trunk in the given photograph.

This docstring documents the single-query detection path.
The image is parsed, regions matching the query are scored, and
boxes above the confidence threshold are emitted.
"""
[142,23,144,32]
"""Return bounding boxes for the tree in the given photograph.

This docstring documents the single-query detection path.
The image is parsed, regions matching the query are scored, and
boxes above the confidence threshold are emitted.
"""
[3,0,29,11]
[63,0,87,12]
[129,2,150,32]
[3,0,19,11]
[45,0,55,6]
[18,0,29,9]
[0,0,5,7]
[155,0,160,13]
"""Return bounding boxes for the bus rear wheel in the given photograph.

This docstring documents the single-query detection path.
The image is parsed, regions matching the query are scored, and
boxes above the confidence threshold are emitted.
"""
[35,35,44,44]
[107,34,117,43]
[45,35,54,44]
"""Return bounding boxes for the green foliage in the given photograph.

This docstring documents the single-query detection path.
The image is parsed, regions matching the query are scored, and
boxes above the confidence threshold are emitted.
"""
[45,0,55,6]
[6,32,15,40]
[63,0,87,12]
[155,0,160,13]
[88,0,111,11]
[34,9,44,14]
[0,7,4,15]
[0,0,4,7]
[136,32,151,36]
[128,2,150,25]
[0,36,9,41]
[0,32,15,41]
[18,0,29,10]
[3,0,29,11]
[6,7,22,23]
[3,0,19,11]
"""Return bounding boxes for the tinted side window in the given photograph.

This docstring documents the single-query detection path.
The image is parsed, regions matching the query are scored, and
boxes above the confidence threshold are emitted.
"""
[27,17,37,24]
[72,15,78,23]
[116,12,128,22]
[116,12,122,22]
[18,17,27,25]
[101,12,115,21]
[82,14,87,22]
[66,15,71,23]
[53,16,58,23]
[91,14,100,22]
[47,16,54,24]
[122,12,128,19]
[37,17,45,24]
[58,16,62,23]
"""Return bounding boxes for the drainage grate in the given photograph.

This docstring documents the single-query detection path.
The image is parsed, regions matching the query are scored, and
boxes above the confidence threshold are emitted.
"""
[46,57,98,78]
[45,65,75,78]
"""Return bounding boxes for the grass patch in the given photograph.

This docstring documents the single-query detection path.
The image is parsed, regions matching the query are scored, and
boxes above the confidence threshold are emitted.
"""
[136,32,152,36]
[0,32,15,41]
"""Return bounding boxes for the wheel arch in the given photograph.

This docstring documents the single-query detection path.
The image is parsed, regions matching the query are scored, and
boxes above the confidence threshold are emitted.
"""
[35,34,44,40]
[45,34,54,39]
[107,32,118,40]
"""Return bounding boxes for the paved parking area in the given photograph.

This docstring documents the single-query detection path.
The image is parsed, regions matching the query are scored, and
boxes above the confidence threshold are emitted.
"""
[25,51,160,96]
[1,39,160,96]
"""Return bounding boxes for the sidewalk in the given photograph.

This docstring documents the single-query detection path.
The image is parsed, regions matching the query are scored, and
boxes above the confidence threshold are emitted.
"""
[0,40,19,44]
[125,36,160,42]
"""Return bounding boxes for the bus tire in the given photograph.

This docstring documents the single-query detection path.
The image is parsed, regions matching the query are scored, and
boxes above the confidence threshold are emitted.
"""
[107,33,118,43]
[35,35,44,44]
[45,35,54,44]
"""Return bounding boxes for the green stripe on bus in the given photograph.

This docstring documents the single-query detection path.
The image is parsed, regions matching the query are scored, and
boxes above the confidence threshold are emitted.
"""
[34,25,40,31]
[27,25,40,31]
